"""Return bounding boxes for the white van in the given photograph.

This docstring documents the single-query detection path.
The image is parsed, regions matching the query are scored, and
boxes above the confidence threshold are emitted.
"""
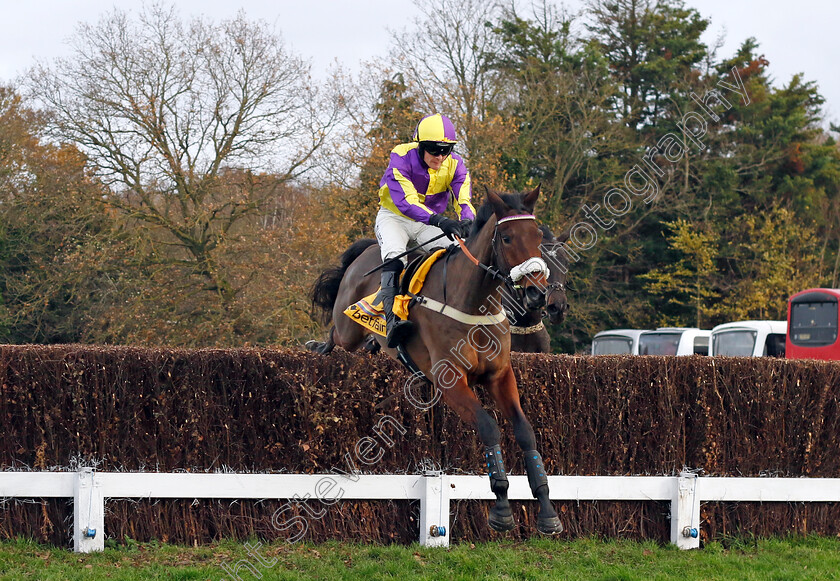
[591,329,646,355]
[710,320,787,357]
[638,327,710,356]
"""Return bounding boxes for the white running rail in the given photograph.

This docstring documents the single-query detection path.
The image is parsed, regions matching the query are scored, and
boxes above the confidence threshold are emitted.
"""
[2,470,839,552]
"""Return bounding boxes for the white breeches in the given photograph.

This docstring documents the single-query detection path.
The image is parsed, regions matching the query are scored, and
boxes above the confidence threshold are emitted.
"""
[374,207,454,264]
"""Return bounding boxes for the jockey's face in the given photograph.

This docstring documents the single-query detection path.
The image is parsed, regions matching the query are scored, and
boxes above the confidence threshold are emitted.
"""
[423,149,448,170]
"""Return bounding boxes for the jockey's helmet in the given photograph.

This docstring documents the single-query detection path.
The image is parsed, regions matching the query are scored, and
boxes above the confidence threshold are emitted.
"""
[413,114,457,156]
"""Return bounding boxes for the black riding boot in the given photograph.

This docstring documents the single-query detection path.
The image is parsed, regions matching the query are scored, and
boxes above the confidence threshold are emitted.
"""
[380,264,414,348]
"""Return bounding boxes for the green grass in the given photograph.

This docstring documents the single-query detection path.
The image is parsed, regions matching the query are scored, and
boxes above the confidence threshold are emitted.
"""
[0,536,838,580]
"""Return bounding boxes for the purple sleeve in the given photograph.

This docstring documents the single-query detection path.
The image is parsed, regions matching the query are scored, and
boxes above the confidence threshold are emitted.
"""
[450,155,475,220]
[382,151,435,223]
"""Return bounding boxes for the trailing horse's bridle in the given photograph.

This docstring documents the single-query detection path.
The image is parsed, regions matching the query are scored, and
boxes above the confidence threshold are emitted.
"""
[539,241,568,307]
[455,213,550,300]
[545,242,566,300]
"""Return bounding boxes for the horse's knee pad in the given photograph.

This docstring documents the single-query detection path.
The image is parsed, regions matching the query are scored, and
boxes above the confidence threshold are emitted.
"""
[524,450,549,497]
[484,444,509,495]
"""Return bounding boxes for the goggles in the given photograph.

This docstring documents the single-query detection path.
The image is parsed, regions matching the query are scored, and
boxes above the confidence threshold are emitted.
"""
[422,141,455,157]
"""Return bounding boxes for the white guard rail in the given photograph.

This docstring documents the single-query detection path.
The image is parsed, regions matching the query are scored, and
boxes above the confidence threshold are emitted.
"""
[2,470,840,552]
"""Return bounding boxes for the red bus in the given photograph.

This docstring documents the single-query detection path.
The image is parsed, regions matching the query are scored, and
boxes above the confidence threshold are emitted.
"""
[786,288,840,360]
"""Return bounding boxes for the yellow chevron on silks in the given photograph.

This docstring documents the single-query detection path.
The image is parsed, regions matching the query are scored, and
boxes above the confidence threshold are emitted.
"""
[343,249,448,334]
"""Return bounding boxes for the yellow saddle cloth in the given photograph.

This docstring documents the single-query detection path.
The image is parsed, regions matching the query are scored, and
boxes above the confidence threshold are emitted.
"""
[343,249,446,337]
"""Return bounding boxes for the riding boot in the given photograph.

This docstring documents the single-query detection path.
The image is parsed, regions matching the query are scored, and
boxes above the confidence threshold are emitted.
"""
[380,266,414,348]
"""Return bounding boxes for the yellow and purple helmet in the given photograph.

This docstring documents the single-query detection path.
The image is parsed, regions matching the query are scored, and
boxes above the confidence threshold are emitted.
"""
[413,113,457,156]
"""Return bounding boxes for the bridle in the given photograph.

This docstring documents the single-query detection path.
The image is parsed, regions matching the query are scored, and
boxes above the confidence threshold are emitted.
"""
[503,238,567,332]
[539,241,567,302]
[455,214,549,300]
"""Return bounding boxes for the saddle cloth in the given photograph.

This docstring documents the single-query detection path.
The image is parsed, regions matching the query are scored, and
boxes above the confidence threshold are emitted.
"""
[343,249,447,337]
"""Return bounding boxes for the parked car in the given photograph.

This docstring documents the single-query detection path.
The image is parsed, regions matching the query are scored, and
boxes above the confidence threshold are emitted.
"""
[591,329,646,355]
[638,327,710,356]
[786,288,840,360]
[710,320,786,357]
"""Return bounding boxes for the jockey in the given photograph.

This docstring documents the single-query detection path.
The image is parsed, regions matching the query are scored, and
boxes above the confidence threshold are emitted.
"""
[375,113,476,348]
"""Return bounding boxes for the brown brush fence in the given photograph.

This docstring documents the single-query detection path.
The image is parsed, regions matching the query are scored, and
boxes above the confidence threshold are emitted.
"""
[1,344,839,547]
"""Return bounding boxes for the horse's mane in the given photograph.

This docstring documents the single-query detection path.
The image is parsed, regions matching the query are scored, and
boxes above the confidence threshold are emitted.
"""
[469,191,532,237]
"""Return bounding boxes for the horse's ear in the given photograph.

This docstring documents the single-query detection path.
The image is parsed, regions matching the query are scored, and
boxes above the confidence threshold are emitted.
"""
[555,227,571,244]
[485,187,508,217]
[523,184,541,212]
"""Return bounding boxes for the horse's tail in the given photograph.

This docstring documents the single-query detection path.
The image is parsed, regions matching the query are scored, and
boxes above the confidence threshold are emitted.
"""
[310,238,378,324]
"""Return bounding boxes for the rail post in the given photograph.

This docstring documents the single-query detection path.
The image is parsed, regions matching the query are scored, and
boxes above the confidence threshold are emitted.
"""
[74,468,105,553]
[671,471,701,549]
[418,470,450,547]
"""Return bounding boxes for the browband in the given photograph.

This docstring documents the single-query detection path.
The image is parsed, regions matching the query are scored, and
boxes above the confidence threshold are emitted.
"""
[497,214,536,224]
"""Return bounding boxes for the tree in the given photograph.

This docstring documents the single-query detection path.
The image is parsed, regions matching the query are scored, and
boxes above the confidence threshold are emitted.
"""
[584,0,709,129]
[0,86,113,343]
[337,73,421,238]
[640,219,719,327]
[29,4,344,311]
[489,2,622,223]
[724,207,823,321]
[388,0,511,185]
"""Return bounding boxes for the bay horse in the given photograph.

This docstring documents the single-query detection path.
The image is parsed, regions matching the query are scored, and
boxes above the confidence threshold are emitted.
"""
[307,186,563,534]
[508,225,570,353]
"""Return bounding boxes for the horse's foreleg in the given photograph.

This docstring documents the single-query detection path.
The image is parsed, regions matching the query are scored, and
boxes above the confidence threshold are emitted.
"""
[489,367,563,535]
[306,320,368,355]
[476,408,515,532]
[438,382,515,532]
[305,326,336,354]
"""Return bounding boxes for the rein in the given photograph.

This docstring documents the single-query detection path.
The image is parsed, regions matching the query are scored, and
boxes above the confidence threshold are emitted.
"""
[455,214,548,295]
[422,213,549,327]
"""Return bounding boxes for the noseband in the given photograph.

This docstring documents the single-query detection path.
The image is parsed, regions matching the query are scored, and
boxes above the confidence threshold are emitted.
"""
[457,214,549,299]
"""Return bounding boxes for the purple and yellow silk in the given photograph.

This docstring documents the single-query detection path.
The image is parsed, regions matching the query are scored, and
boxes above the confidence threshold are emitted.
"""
[412,113,458,143]
[378,143,475,224]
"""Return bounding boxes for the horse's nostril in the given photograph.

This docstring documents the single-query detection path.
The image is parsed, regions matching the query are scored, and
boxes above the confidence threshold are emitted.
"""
[523,287,545,310]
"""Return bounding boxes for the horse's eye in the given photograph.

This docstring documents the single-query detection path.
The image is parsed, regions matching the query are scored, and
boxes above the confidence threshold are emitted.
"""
[502,235,511,244]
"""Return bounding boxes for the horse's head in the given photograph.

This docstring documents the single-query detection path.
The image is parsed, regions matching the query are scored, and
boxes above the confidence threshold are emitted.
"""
[484,185,549,312]
[539,225,570,325]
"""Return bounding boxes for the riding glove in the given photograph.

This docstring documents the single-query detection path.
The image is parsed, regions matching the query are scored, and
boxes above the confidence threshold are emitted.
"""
[429,214,462,240]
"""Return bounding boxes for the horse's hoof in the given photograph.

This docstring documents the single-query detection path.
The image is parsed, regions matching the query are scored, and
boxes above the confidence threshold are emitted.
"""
[536,515,564,535]
[488,508,515,532]
[362,336,381,353]
[305,340,332,355]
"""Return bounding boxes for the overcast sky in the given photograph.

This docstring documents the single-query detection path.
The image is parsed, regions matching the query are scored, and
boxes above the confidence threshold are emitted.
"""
[2,1,838,125]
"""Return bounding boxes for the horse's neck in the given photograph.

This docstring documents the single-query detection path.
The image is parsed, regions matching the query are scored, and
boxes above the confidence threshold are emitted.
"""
[444,218,500,314]
[508,306,541,326]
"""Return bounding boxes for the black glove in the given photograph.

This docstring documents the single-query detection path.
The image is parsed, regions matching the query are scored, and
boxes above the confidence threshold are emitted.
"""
[428,214,462,240]
[458,219,474,237]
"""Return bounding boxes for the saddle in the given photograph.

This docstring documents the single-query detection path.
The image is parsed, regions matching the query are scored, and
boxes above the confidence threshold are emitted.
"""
[342,249,448,337]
